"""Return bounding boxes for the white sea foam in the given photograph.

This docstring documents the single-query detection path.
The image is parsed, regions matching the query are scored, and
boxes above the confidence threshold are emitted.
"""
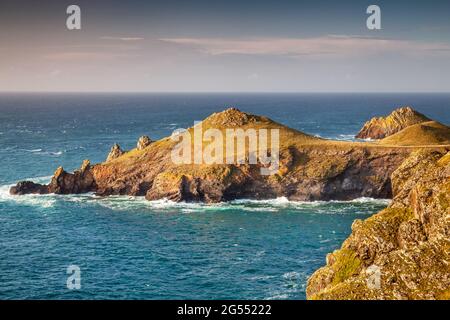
[356,137,375,142]
[21,148,64,156]
[0,176,52,204]
[94,196,389,213]
[1,175,390,212]
[265,294,289,300]
[0,185,56,208]
[334,134,356,141]
[282,271,300,280]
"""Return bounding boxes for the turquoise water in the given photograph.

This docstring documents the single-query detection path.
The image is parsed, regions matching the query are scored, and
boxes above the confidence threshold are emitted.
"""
[0,93,449,299]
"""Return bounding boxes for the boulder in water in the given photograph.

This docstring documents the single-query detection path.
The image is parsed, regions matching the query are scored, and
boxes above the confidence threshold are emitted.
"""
[9,181,48,195]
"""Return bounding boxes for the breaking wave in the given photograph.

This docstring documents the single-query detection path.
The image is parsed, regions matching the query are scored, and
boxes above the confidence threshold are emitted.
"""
[1,176,390,213]
[22,149,64,156]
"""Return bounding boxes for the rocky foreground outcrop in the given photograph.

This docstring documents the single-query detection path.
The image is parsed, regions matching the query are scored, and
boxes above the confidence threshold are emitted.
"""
[356,107,430,140]
[306,150,450,300]
[10,108,435,202]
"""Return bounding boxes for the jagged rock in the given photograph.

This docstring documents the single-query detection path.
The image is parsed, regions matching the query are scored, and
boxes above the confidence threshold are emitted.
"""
[106,143,124,162]
[10,160,96,195]
[80,159,90,173]
[356,107,430,139]
[306,150,450,300]
[46,160,96,194]
[137,135,152,150]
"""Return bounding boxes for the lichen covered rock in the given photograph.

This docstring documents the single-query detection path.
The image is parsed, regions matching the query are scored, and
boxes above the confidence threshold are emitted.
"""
[307,150,450,300]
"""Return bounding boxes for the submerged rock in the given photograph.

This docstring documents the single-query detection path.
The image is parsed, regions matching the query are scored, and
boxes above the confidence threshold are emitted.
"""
[356,106,430,140]
[137,135,152,150]
[106,143,124,162]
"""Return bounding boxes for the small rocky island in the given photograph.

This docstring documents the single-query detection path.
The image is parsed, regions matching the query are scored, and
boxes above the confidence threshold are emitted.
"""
[9,106,450,300]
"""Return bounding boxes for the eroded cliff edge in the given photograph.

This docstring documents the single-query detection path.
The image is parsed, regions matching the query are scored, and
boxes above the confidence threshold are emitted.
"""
[306,150,450,300]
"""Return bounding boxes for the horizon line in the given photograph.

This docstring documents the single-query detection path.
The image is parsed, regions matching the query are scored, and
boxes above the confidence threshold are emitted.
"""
[1,91,450,94]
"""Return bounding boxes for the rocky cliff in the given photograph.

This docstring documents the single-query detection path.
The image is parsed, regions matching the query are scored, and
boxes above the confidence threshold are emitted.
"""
[10,108,429,202]
[306,149,450,300]
[356,107,430,140]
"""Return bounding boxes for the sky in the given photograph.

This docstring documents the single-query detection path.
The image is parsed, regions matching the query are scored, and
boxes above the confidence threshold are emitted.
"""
[1,0,450,92]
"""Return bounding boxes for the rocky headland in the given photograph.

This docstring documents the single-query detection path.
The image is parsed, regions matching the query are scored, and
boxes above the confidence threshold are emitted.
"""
[9,106,450,299]
[12,107,447,202]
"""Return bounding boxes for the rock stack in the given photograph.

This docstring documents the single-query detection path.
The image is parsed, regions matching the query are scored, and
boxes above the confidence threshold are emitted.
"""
[106,143,124,162]
[137,135,152,150]
[356,106,430,139]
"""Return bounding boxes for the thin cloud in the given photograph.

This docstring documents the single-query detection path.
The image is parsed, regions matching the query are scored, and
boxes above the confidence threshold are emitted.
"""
[101,36,145,41]
[43,51,139,61]
[160,36,450,57]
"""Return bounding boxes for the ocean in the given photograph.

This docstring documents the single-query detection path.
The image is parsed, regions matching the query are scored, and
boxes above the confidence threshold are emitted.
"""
[0,93,449,299]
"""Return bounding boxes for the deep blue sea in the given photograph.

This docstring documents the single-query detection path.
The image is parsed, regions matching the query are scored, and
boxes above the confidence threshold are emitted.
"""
[0,93,449,299]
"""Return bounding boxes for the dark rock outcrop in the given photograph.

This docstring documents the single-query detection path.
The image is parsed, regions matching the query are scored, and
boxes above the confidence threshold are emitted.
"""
[356,107,430,140]
[47,160,95,194]
[9,181,48,195]
[306,150,450,300]
[10,160,96,195]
